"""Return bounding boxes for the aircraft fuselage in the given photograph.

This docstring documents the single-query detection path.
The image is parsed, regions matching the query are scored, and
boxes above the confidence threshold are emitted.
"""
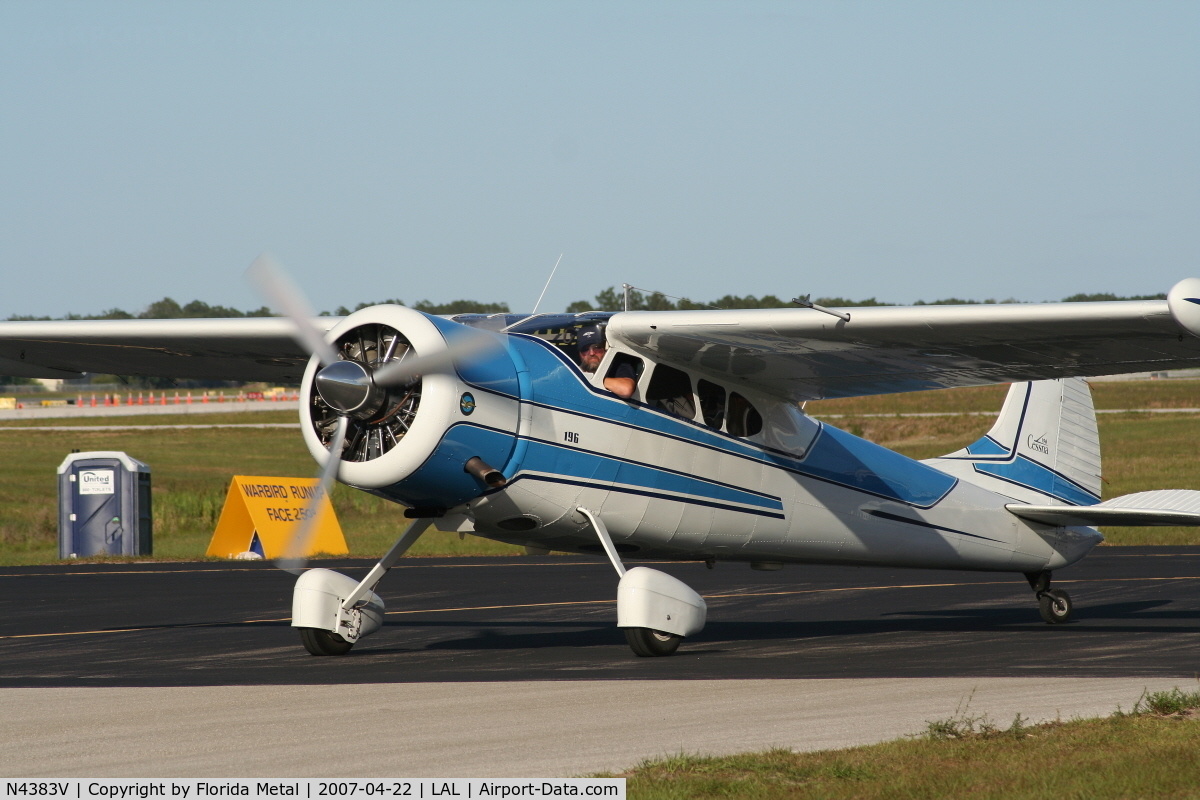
[369,328,1101,574]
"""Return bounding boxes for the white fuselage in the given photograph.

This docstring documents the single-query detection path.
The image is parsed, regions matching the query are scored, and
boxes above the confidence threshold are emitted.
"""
[454,335,1101,574]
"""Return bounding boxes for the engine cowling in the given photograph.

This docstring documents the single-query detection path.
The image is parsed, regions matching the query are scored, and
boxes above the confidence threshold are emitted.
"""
[299,305,524,510]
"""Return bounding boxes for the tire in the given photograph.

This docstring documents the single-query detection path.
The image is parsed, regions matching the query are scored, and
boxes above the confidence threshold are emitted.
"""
[299,627,354,656]
[624,627,682,657]
[1038,589,1073,624]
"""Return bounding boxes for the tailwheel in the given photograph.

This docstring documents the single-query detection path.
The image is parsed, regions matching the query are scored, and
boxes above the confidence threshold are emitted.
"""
[1038,589,1073,624]
[624,627,682,657]
[299,627,354,656]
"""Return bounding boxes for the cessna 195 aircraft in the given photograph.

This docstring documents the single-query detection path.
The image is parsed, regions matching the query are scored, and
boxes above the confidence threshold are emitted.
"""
[5,260,1200,657]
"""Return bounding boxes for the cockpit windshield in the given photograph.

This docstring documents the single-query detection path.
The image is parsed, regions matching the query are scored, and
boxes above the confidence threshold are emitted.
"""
[450,312,616,367]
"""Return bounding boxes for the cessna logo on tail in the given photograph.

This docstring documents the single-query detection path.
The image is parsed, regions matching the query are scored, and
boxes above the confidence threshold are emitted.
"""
[1027,433,1050,455]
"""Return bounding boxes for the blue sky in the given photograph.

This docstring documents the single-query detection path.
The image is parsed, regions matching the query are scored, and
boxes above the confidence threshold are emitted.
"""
[1,1,1196,317]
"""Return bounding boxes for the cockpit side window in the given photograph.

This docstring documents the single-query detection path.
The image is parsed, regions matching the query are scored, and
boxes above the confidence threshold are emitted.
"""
[727,392,763,437]
[645,364,697,419]
[605,352,644,384]
[696,379,726,430]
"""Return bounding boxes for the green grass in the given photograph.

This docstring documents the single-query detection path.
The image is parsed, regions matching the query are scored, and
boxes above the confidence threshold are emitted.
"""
[1136,687,1200,716]
[614,687,1200,799]
[806,378,1200,415]
[0,424,520,566]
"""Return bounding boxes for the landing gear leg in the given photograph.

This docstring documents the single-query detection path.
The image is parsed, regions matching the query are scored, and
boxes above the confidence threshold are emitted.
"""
[293,518,434,655]
[577,507,706,657]
[1025,570,1072,624]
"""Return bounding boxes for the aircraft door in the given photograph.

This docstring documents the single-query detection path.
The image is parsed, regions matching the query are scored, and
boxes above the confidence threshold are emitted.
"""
[75,482,122,556]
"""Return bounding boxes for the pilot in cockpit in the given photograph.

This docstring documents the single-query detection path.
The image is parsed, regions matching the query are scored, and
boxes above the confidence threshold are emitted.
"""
[577,324,636,399]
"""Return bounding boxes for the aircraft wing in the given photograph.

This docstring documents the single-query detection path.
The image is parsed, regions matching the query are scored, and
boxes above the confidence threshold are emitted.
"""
[7,279,1200,393]
[0,317,333,383]
[606,283,1200,401]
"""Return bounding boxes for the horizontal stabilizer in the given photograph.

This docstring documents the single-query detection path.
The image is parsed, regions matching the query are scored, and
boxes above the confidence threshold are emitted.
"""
[1007,489,1200,527]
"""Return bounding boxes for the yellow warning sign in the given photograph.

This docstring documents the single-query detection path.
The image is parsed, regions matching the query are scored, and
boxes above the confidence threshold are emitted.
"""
[206,475,348,559]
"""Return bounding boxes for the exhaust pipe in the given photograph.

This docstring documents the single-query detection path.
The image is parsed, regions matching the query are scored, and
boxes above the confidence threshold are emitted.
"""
[464,456,507,488]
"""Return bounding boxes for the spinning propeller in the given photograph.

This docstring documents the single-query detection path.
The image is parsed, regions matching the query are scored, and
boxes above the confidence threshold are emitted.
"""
[245,253,494,573]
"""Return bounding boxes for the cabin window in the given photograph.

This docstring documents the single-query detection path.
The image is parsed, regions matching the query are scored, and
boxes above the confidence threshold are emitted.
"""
[727,392,762,437]
[697,379,726,429]
[605,352,643,386]
[646,364,697,419]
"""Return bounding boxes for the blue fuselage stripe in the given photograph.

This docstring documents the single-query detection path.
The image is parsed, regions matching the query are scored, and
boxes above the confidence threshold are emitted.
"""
[972,457,1100,506]
[523,397,957,508]
[400,333,960,513]
[517,437,784,511]
[511,341,958,509]
[507,474,788,520]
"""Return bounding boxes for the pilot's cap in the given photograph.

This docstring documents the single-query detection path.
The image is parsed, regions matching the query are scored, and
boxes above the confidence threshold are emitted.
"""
[577,324,605,351]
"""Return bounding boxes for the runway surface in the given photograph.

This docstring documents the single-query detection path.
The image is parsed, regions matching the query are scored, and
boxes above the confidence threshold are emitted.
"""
[3,547,1200,685]
[3,678,1187,778]
[4,548,1199,777]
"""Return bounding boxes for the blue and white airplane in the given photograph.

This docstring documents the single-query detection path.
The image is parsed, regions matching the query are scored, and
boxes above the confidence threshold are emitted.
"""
[6,267,1200,657]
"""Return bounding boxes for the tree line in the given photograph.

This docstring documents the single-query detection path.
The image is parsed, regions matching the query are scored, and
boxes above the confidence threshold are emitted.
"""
[5,297,510,322]
[565,287,1168,312]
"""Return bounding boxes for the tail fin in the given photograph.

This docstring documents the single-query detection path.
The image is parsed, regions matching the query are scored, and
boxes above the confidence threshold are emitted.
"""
[924,378,1101,506]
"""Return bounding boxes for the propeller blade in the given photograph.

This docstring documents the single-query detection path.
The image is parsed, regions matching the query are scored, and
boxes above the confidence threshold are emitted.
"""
[276,414,350,574]
[372,331,500,387]
[372,348,451,387]
[245,252,339,366]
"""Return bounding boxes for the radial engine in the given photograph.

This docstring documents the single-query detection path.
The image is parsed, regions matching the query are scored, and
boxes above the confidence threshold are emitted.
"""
[299,305,523,511]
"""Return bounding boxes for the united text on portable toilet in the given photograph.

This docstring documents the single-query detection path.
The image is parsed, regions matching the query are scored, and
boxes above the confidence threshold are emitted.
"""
[58,451,152,558]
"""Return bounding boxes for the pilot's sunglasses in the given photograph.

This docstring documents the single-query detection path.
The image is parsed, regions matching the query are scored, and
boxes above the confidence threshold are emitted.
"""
[581,344,606,354]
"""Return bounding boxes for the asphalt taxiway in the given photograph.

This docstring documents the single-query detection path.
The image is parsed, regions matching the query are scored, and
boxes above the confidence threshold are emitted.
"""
[4,548,1200,684]
[2,548,1198,776]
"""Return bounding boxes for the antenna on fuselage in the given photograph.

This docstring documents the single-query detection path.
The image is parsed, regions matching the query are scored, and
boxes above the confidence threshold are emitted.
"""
[531,253,564,314]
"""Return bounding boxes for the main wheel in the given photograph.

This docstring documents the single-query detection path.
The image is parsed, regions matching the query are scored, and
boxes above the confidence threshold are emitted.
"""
[624,627,682,657]
[1038,589,1073,624]
[299,627,354,656]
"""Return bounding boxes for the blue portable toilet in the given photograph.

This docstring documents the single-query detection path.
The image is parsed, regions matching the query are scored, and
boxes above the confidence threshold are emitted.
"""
[57,451,152,558]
